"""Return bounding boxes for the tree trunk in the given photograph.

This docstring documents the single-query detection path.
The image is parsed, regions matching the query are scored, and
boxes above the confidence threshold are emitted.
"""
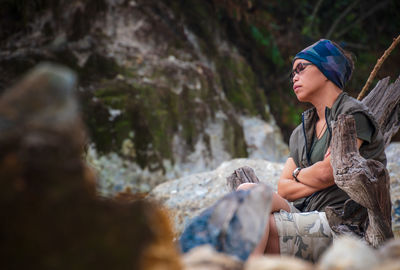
[330,114,393,247]
[361,76,400,147]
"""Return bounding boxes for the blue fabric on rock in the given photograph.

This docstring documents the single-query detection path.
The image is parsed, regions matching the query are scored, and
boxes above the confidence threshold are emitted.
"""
[294,39,352,89]
[179,190,255,261]
[179,184,273,261]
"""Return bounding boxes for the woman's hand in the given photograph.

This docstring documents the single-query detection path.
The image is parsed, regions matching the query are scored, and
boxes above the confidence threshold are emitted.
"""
[277,139,364,201]
[277,158,320,201]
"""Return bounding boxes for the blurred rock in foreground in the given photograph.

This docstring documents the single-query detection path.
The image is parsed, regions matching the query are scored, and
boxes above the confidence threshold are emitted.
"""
[0,64,181,270]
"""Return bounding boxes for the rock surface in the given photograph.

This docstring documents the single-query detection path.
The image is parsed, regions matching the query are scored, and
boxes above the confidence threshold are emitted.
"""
[149,159,284,235]
[0,0,288,196]
[240,115,289,163]
[179,184,273,261]
[182,245,243,270]
[245,255,314,270]
[316,236,379,270]
[386,142,400,238]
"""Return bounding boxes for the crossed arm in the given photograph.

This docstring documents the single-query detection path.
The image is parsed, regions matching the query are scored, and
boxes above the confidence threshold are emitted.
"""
[277,139,364,201]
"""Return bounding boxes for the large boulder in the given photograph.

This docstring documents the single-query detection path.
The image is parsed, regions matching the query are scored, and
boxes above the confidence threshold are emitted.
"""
[149,158,284,235]
[0,0,288,196]
[386,142,400,238]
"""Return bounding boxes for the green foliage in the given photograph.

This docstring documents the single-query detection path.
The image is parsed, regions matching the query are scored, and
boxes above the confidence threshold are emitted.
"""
[250,25,284,67]
[216,52,271,121]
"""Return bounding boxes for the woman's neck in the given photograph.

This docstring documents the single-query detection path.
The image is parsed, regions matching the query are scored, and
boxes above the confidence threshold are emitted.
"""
[311,84,342,121]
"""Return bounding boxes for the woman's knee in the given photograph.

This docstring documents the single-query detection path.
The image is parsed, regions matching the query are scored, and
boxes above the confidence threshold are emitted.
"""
[271,193,291,212]
[236,182,257,191]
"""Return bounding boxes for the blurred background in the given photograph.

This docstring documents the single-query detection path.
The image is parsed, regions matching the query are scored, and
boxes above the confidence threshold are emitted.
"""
[1,0,399,195]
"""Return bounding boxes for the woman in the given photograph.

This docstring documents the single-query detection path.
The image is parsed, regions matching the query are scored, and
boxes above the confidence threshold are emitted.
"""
[237,39,386,262]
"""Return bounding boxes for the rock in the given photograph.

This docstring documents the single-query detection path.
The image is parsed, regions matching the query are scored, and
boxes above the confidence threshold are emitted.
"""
[386,142,400,238]
[240,115,289,163]
[182,245,243,270]
[378,238,400,261]
[316,236,379,270]
[244,255,314,270]
[0,64,182,270]
[387,143,400,238]
[0,0,290,195]
[180,184,273,261]
[149,159,284,235]
[372,261,400,270]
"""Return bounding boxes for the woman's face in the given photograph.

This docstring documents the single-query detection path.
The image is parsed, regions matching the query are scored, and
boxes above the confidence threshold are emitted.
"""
[291,59,327,103]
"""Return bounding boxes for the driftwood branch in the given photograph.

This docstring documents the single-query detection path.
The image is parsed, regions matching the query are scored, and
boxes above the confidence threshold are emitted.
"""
[330,115,393,247]
[361,75,400,146]
[226,166,260,191]
[358,34,400,100]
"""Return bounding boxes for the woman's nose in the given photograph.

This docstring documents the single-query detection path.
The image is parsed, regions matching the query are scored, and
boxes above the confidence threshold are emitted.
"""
[292,73,299,83]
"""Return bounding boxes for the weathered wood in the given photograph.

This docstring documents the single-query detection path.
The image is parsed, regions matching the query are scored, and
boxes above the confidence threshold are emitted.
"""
[330,114,393,247]
[226,166,260,191]
[361,75,400,147]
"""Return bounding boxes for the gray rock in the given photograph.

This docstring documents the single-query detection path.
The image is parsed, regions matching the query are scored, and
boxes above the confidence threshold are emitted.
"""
[378,238,400,261]
[179,184,273,261]
[245,255,314,270]
[0,1,289,196]
[386,142,400,238]
[240,115,289,163]
[149,159,284,235]
[182,245,243,270]
[316,236,379,270]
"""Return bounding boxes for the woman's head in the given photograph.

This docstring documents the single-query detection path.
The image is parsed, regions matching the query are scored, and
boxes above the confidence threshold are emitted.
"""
[292,39,354,89]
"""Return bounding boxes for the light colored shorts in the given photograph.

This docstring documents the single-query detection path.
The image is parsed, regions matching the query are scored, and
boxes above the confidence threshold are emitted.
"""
[273,206,333,262]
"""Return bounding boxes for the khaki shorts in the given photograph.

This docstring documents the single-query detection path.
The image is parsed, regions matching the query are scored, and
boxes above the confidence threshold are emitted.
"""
[273,206,333,262]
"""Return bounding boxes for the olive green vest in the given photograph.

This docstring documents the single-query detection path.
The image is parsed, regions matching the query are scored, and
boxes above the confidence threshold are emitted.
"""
[289,92,386,212]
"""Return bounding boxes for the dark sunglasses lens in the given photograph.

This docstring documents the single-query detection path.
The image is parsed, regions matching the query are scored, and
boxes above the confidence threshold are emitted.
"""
[296,63,305,73]
[290,63,302,82]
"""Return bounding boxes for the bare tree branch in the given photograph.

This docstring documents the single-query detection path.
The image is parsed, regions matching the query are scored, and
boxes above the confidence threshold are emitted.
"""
[326,0,359,39]
[336,0,390,39]
[306,0,324,35]
[358,34,400,100]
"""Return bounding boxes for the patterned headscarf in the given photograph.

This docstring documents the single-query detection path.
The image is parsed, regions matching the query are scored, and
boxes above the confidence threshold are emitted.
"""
[293,39,352,89]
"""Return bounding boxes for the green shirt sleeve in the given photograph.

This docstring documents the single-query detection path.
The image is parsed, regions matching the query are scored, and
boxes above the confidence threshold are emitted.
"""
[353,112,374,143]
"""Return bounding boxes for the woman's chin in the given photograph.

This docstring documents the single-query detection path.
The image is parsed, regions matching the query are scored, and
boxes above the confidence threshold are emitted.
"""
[295,93,307,102]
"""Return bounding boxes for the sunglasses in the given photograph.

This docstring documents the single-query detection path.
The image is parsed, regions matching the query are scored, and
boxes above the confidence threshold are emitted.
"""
[289,62,313,83]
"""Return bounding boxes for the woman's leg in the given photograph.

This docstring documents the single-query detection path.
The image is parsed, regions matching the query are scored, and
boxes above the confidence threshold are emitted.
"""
[237,183,289,256]
[250,215,280,256]
[265,215,280,254]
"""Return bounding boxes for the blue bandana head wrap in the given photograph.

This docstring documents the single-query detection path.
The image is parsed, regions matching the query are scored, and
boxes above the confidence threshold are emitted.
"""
[293,39,352,89]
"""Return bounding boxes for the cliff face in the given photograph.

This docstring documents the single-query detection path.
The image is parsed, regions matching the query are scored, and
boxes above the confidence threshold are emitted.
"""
[0,0,288,194]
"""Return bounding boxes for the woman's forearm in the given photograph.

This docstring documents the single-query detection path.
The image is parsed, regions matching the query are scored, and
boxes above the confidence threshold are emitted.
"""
[295,159,335,189]
[277,178,319,201]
